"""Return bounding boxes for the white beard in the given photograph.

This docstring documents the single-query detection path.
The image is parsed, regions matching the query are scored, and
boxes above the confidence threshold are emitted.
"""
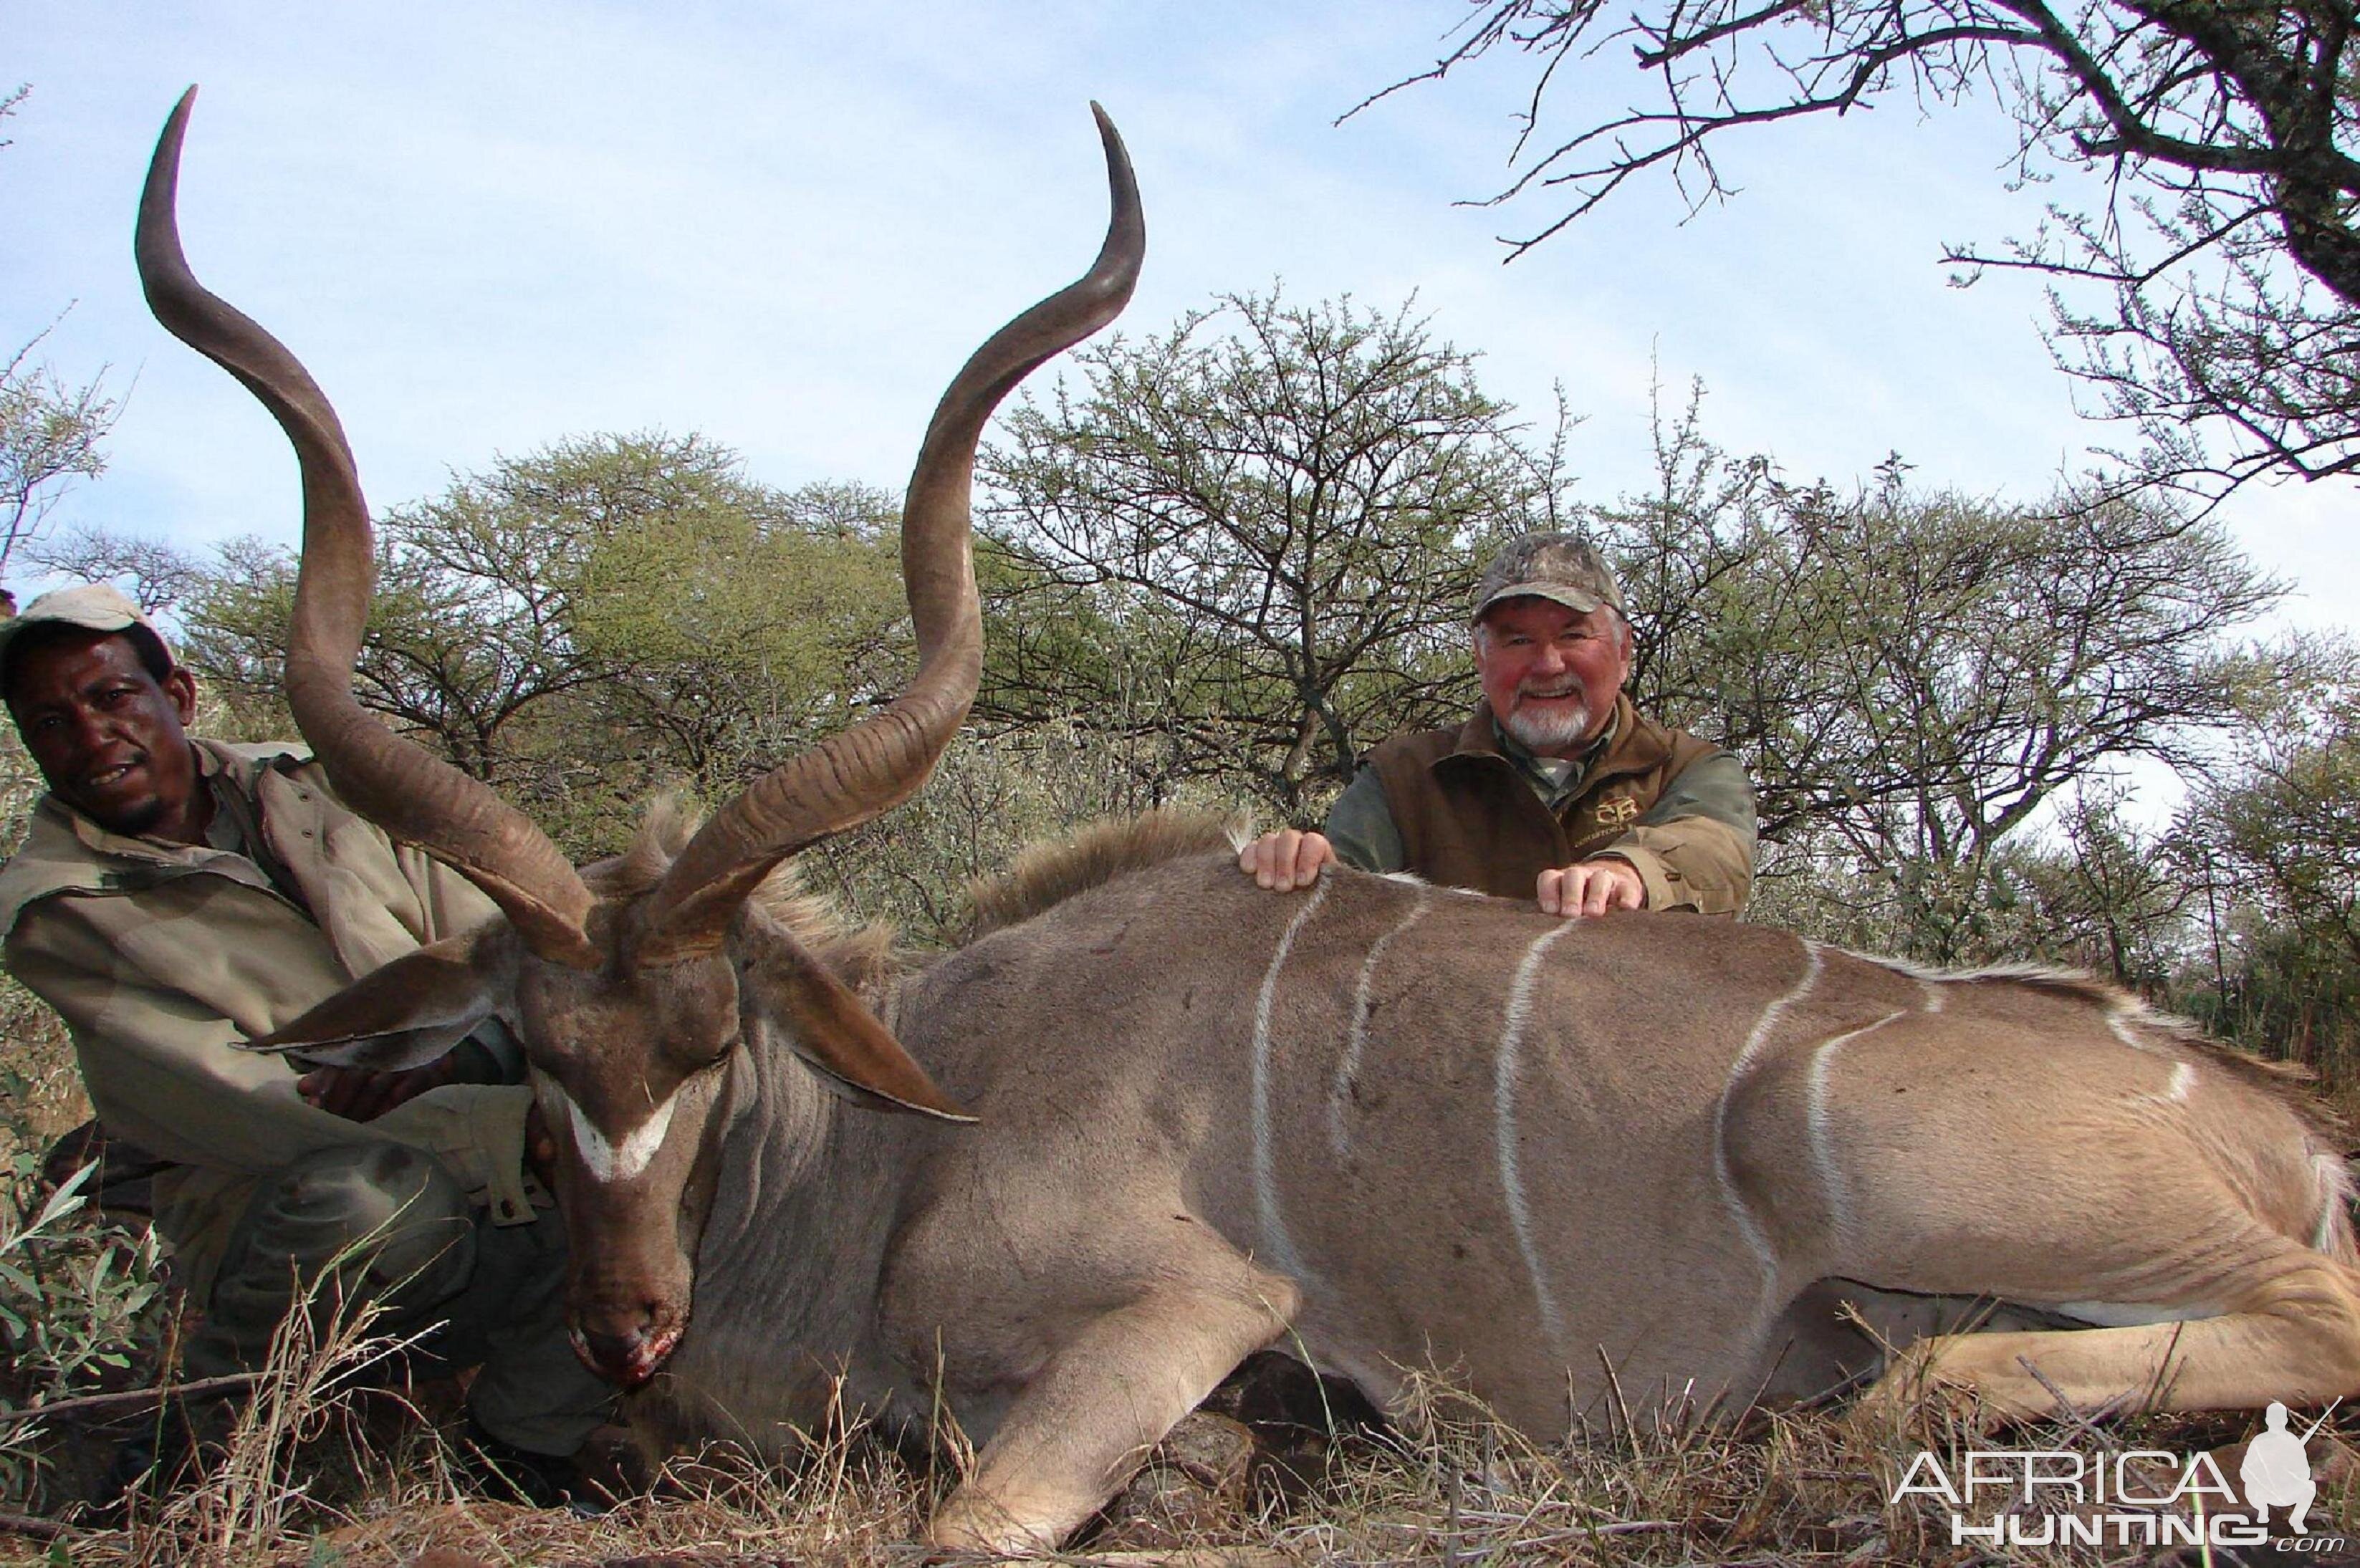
[1502,696,1594,754]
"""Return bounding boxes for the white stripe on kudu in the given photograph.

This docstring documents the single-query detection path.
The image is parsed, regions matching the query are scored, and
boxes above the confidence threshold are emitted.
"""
[2165,1060,2197,1103]
[2109,1006,2165,1055]
[1330,887,1433,1158]
[2313,1153,2351,1254]
[567,1087,678,1184]
[1252,880,1330,1281]
[1495,921,1578,1345]
[1714,941,1825,1289]
[1805,1010,1905,1241]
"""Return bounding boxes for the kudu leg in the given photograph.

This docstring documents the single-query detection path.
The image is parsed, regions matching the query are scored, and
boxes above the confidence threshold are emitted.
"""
[1747,1006,2360,1425]
[928,1266,1298,1552]
[1861,1242,2360,1423]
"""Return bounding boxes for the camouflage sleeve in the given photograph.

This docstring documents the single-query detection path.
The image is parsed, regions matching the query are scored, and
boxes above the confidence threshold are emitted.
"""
[1320,767,1406,874]
[4,900,539,1224]
[1593,749,1757,916]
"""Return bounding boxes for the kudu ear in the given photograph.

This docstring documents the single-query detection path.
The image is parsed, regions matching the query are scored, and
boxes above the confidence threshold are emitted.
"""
[731,919,974,1124]
[249,923,521,1073]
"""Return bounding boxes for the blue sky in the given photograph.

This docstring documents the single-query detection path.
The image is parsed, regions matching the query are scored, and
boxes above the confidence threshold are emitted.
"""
[4,1,2351,630]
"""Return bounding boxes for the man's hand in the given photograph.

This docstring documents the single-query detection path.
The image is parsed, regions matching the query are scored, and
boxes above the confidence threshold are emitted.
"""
[1238,829,1335,892]
[1537,858,1646,918]
[297,1057,459,1122]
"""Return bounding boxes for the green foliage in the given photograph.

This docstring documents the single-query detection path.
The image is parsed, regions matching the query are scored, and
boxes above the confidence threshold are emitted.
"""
[0,343,113,590]
[1596,391,2279,963]
[982,288,1571,819]
[2193,642,2360,966]
[2176,637,2360,1084]
[0,1094,170,1509]
[1998,787,2191,991]
[29,372,2349,1083]
[173,433,908,860]
[572,474,907,786]
[807,721,1215,941]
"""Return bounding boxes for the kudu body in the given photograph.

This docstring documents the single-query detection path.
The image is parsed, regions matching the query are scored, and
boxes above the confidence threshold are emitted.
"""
[136,93,2360,1552]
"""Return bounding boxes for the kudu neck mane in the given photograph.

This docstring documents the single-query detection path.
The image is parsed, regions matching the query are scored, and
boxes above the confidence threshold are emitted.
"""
[603,798,1247,983]
[957,807,1247,944]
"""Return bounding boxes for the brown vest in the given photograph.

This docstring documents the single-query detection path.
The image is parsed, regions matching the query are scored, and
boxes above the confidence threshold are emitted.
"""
[1367,695,1721,900]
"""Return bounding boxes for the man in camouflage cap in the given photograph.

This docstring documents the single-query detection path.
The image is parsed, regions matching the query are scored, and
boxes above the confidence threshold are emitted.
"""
[0,584,613,1499]
[1238,533,1755,915]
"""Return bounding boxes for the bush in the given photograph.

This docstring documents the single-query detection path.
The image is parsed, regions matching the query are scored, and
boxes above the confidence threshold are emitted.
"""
[0,1105,171,1511]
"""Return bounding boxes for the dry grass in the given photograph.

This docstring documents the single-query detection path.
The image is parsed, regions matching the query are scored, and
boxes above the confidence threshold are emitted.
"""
[6,1350,2353,1568]
[100,1272,442,1566]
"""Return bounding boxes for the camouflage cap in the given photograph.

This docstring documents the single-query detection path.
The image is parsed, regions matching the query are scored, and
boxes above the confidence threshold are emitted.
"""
[0,583,173,691]
[1471,533,1628,623]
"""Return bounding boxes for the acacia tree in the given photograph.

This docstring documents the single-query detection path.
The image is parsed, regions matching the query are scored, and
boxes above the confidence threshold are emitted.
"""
[2012,787,2192,989]
[0,343,114,594]
[569,475,908,785]
[174,433,905,850]
[2171,636,2360,1076]
[25,524,200,614]
[1373,0,2360,495]
[183,436,651,786]
[2189,635,2360,966]
[1591,404,2281,961]
[980,289,1574,817]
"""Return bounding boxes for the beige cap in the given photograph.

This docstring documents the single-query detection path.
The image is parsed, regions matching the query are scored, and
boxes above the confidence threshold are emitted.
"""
[0,583,173,691]
[1471,533,1629,623]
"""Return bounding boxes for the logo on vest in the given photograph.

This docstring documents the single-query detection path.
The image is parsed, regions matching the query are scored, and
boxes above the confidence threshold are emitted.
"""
[1593,794,1639,827]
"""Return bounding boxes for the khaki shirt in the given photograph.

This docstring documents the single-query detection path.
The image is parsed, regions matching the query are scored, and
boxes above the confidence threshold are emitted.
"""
[0,741,536,1296]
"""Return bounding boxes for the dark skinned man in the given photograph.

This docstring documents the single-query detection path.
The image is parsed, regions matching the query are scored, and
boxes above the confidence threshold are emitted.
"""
[0,584,611,1500]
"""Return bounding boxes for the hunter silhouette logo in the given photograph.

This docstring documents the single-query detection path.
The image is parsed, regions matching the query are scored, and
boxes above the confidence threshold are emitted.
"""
[2242,1400,2321,1533]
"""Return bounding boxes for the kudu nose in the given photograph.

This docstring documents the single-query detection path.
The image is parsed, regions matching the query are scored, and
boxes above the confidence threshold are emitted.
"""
[570,1303,672,1388]
[577,1325,643,1367]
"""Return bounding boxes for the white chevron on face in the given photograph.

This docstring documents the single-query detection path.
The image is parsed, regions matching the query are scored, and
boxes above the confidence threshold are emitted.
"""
[565,1086,679,1184]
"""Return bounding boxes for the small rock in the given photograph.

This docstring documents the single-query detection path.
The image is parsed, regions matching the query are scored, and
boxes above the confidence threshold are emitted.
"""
[1095,1411,1260,1548]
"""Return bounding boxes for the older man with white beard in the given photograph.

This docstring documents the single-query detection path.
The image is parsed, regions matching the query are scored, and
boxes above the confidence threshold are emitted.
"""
[1239,534,1756,916]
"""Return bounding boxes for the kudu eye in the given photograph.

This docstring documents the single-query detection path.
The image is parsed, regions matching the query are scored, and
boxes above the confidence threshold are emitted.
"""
[669,1029,739,1075]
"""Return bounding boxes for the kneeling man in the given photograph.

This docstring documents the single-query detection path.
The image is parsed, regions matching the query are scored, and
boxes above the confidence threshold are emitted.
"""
[0,585,612,1494]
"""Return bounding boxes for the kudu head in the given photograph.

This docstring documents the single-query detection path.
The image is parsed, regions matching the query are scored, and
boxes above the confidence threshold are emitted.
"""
[135,88,1143,1387]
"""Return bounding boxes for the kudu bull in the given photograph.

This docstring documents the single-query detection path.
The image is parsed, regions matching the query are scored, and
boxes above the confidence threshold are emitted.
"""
[138,91,2360,1551]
